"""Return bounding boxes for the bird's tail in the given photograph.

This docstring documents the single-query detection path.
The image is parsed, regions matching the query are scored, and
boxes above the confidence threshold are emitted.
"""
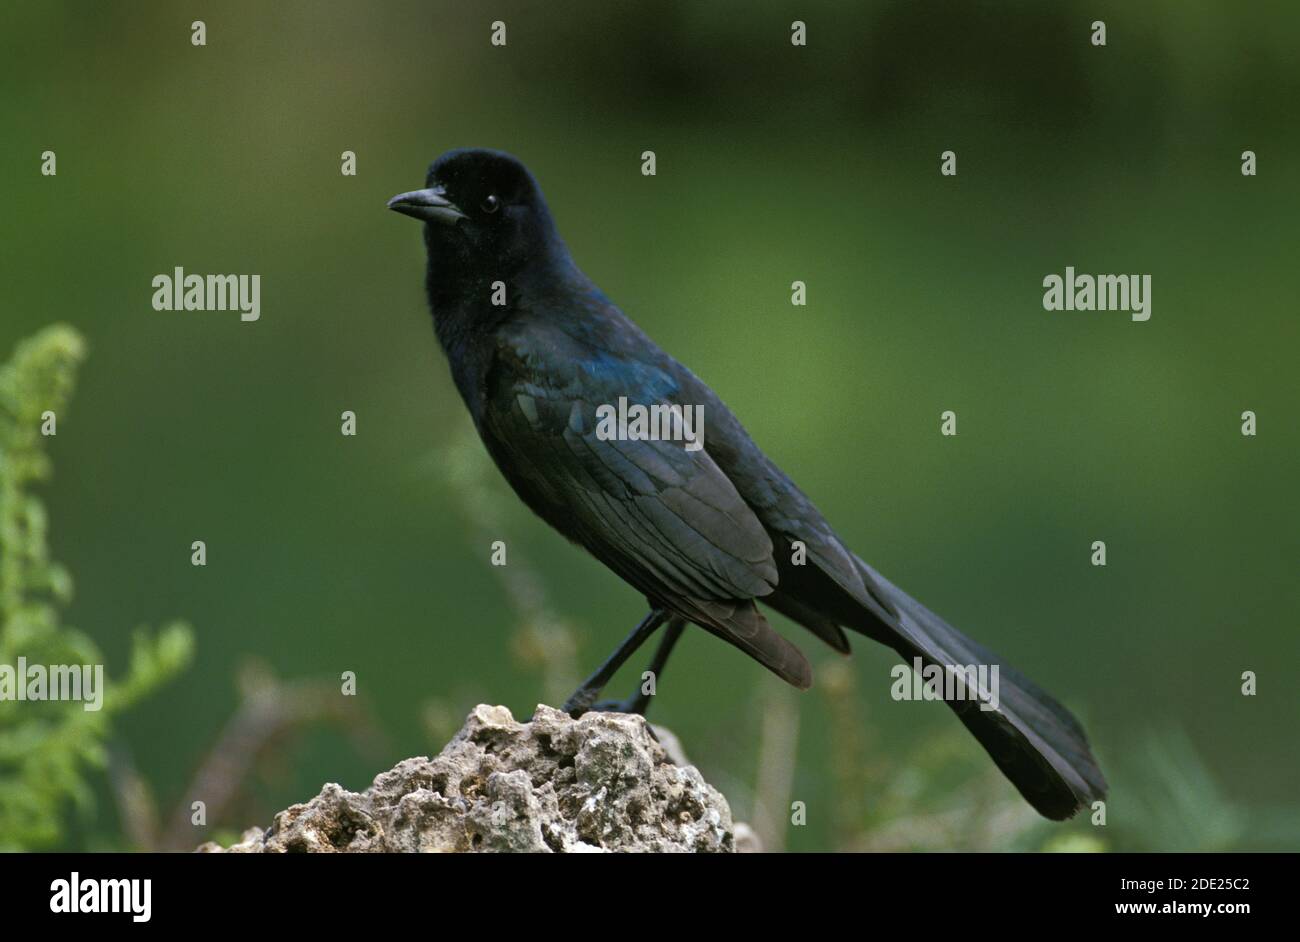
[853,556,1107,820]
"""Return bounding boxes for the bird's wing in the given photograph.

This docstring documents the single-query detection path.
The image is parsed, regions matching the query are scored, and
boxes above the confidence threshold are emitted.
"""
[480,327,811,686]
[484,369,777,602]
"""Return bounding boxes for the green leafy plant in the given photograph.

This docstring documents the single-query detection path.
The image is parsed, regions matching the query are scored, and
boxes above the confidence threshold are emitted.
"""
[1112,728,1300,852]
[0,325,194,850]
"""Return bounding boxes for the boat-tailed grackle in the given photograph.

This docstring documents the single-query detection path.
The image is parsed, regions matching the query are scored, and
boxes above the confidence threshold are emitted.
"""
[389,148,1106,820]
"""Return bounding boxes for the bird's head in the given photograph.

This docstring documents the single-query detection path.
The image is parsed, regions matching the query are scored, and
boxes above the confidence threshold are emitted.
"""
[388,148,564,281]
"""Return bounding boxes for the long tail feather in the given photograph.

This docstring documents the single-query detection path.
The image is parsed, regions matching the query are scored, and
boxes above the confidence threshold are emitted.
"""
[854,556,1107,820]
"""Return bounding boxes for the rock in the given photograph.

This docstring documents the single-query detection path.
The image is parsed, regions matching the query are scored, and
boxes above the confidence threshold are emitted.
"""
[197,704,739,853]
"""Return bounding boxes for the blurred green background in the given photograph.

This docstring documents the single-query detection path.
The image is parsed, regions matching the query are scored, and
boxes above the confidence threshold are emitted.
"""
[2,0,1297,851]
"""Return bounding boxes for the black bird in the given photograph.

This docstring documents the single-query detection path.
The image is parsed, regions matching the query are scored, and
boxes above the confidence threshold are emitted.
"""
[389,148,1106,820]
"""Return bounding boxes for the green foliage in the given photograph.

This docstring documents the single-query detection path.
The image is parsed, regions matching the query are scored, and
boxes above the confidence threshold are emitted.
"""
[1113,729,1300,852]
[0,325,194,850]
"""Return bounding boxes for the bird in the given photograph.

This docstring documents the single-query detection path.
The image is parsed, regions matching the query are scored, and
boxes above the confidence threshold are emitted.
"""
[388,147,1106,820]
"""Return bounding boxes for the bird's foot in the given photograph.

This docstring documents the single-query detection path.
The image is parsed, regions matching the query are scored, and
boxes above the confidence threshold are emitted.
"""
[562,685,652,718]
[562,696,631,719]
[584,694,651,716]
[560,687,600,719]
[588,697,633,714]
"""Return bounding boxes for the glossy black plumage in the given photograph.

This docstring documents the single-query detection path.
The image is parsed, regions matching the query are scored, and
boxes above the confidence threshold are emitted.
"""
[389,148,1107,819]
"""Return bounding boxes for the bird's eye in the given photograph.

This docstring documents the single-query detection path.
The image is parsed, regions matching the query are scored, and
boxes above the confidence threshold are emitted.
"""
[481,194,500,214]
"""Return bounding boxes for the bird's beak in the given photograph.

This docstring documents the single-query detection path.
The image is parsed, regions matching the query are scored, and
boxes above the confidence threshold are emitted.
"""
[386,187,467,225]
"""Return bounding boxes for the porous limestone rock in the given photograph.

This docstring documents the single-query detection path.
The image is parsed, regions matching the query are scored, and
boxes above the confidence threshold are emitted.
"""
[198,703,738,853]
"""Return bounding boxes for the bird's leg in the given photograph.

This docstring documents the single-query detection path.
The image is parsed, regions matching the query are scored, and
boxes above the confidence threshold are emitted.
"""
[611,617,685,716]
[562,608,668,717]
